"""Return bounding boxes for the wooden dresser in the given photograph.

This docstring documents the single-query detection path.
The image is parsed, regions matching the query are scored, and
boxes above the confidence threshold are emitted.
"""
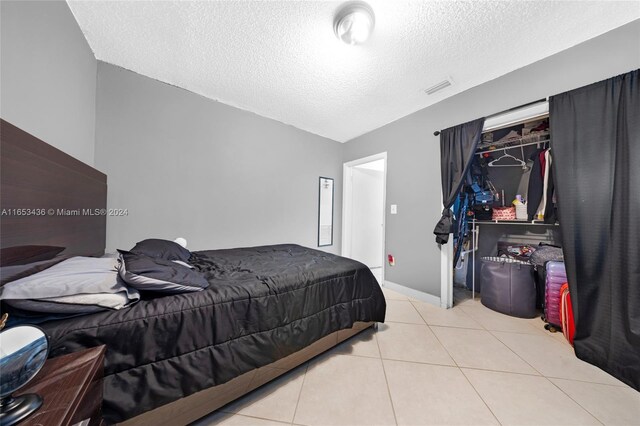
[15,345,106,426]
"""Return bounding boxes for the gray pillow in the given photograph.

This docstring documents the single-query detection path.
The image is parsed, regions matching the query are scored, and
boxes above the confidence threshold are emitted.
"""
[0,256,67,287]
[0,257,140,313]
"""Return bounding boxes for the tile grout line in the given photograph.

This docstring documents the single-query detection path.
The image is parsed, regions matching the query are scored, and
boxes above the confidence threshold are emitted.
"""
[398,294,604,424]
[386,298,427,325]
[290,362,310,425]
[226,412,294,425]
[426,321,503,426]
[458,306,546,336]
[544,378,605,425]
[449,297,623,421]
[220,293,617,426]
[425,323,460,369]
[373,330,382,359]
[484,328,547,377]
[412,305,431,329]
[542,375,629,387]
[377,356,461,369]
[410,300,484,330]
[385,320,427,325]
[374,326,399,426]
[458,368,504,426]
[457,304,494,335]
[449,296,530,425]
[216,367,308,424]
[484,327,601,382]
[487,325,627,386]
[379,356,556,378]
[484,327,605,424]
[412,314,486,331]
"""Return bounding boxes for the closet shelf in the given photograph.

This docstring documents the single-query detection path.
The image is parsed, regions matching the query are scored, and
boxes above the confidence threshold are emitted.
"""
[476,133,550,156]
[472,219,560,226]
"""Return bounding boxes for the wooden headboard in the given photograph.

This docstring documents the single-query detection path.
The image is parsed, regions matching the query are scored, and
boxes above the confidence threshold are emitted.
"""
[0,119,107,259]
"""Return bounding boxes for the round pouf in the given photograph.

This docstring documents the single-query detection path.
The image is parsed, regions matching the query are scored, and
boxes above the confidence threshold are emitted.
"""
[480,257,536,318]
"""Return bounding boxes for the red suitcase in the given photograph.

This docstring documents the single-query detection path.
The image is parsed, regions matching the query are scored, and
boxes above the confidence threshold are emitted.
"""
[560,283,575,345]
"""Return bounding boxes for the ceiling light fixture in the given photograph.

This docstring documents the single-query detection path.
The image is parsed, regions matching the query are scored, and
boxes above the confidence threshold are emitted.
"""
[334,2,375,45]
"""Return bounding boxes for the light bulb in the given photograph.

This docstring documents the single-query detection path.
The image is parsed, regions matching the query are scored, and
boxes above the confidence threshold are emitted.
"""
[348,12,372,44]
[334,2,375,45]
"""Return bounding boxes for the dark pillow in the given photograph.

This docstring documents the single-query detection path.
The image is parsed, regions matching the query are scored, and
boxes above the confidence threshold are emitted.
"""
[117,250,208,294]
[0,245,66,267]
[129,239,191,262]
[1,256,67,287]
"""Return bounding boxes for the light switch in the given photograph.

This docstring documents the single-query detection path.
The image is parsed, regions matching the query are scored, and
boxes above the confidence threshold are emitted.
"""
[390,204,397,214]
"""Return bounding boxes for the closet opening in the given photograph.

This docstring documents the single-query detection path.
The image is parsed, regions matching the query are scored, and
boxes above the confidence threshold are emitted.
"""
[449,107,563,330]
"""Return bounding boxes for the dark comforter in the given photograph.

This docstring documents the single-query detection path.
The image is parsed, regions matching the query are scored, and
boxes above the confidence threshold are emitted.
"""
[41,244,386,423]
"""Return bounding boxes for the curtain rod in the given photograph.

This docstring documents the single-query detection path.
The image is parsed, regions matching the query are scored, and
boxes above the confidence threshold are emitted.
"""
[433,98,547,137]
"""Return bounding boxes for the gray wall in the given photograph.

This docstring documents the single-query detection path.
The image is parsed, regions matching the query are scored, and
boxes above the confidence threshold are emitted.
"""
[0,0,97,166]
[95,63,343,254]
[343,20,640,297]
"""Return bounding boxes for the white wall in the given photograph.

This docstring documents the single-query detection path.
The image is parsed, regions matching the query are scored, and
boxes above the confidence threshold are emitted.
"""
[350,167,384,268]
[343,20,640,298]
[95,63,344,254]
[0,0,97,166]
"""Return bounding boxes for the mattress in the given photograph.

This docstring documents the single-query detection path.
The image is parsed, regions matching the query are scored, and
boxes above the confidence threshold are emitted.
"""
[41,244,386,423]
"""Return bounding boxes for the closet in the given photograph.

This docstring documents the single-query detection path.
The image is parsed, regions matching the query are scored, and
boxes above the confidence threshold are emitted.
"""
[453,104,562,301]
[441,70,638,390]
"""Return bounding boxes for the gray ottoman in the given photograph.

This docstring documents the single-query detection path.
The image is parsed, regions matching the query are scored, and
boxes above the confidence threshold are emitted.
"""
[480,257,536,318]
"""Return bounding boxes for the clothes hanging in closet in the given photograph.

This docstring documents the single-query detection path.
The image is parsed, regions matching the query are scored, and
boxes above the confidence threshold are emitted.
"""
[536,150,552,219]
[526,148,557,221]
[527,148,545,220]
[543,157,558,224]
[516,157,534,198]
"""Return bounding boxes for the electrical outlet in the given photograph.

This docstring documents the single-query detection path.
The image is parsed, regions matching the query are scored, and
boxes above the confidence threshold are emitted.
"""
[390,204,397,214]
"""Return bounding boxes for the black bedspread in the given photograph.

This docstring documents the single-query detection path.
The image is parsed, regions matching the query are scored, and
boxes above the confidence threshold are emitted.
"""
[41,244,386,423]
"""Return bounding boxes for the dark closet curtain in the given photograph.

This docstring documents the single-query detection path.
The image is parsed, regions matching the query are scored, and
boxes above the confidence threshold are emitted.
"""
[550,69,639,390]
[433,118,484,244]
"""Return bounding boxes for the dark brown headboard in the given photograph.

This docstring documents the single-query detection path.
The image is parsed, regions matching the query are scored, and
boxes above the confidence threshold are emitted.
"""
[0,119,107,259]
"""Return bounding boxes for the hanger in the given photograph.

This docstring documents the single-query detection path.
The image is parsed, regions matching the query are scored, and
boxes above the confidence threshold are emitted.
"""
[536,139,550,149]
[489,149,527,168]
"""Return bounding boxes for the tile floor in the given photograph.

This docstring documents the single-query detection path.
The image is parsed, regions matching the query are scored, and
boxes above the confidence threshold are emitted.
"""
[193,287,639,426]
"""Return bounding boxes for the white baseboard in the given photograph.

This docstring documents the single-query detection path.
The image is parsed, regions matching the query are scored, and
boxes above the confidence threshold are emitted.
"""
[383,280,442,307]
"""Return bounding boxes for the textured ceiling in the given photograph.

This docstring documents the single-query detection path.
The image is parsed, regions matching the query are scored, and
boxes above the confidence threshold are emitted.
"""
[67,1,639,142]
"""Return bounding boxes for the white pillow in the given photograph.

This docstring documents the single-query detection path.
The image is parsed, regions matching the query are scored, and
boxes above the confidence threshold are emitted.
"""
[173,237,187,248]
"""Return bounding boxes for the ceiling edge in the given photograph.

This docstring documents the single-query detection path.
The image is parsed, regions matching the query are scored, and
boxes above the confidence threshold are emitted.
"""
[342,17,640,144]
[96,61,345,145]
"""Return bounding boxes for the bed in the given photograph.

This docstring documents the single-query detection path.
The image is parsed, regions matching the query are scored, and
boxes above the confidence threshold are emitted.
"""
[0,119,386,425]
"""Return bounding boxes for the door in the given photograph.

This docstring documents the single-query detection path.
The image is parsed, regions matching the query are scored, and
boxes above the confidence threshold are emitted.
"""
[342,153,387,284]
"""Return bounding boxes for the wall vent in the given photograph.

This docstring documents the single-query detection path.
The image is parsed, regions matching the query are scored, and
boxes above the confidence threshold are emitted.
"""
[424,78,452,95]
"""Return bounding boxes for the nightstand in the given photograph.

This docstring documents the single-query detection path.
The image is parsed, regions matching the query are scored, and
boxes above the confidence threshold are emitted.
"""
[15,345,106,426]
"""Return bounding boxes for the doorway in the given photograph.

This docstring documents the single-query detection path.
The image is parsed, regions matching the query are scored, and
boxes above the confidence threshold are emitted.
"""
[342,153,387,284]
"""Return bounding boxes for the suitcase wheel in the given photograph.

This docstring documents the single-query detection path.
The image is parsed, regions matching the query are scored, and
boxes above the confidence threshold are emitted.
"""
[544,324,558,333]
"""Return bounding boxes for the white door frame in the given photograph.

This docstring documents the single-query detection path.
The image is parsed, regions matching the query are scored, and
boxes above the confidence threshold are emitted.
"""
[342,152,387,284]
[439,210,454,309]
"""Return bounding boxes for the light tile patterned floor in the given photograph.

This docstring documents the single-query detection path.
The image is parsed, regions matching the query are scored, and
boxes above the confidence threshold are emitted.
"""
[193,288,640,426]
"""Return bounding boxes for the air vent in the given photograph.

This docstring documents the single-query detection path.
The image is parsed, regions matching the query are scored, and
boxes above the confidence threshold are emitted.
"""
[425,78,453,95]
